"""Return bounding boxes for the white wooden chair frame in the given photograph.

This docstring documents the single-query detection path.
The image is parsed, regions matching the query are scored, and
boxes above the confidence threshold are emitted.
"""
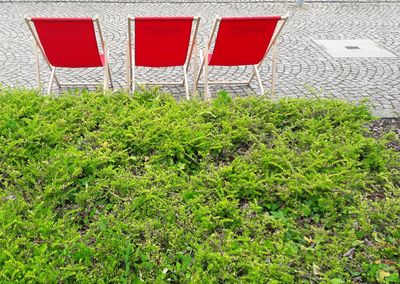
[195,15,288,100]
[25,17,113,94]
[126,16,200,100]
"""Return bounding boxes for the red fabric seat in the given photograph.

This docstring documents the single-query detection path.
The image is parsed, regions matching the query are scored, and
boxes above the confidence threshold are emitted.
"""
[134,17,194,67]
[32,17,104,68]
[208,16,281,66]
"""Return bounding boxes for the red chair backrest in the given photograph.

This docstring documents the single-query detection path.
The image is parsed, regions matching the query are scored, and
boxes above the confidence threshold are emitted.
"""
[208,16,281,66]
[32,18,104,68]
[134,17,194,67]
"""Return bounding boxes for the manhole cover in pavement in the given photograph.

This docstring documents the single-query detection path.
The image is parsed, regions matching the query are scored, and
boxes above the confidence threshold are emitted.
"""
[314,39,397,58]
[345,46,360,50]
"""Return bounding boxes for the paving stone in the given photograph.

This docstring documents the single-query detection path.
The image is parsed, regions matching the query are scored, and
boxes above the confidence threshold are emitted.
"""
[0,0,398,2]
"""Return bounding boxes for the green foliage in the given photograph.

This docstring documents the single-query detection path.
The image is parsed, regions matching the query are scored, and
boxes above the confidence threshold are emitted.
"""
[0,88,399,283]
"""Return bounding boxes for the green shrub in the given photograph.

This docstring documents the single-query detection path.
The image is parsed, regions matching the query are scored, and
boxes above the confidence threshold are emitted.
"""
[0,88,399,283]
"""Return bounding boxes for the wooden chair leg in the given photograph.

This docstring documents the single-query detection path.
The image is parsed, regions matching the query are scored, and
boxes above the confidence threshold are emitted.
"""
[271,40,278,96]
[203,44,210,101]
[192,40,198,96]
[103,65,109,92]
[47,67,56,94]
[34,43,42,91]
[183,66,190,100]
[126,41,132,92]
[253,65,265,95]
[108,64,113,89]
[132,65,136,94]
[195,52,204,91]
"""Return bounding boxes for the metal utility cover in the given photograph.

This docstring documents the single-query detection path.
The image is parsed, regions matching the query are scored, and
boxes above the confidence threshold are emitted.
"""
[314,39,397,58]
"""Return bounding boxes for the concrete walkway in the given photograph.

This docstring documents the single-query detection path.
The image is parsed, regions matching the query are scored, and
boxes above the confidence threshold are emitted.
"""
[0,1,399,117]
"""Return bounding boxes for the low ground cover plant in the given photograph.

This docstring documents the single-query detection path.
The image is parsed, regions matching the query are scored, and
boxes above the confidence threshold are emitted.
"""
[0,88,399,283]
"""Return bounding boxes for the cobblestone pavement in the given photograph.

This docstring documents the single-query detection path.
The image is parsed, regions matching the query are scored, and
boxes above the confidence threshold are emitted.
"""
[1,0,399,2]
[0,2,399,117]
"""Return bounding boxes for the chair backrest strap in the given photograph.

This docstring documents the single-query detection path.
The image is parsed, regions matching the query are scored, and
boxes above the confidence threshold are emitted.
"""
[31,17,104,68]
[209,16,281,66]
[133,17,195,67]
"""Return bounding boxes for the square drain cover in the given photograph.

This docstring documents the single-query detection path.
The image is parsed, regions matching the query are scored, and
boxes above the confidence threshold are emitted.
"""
[314,39,396,58]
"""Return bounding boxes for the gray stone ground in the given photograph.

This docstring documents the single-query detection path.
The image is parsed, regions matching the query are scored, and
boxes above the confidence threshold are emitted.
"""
[0,1,399,117]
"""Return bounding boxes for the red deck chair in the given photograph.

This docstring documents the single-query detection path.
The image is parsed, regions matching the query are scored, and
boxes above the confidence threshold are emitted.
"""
[25,17,113,94]
[195,16,288,100]
[126,16,200,99]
